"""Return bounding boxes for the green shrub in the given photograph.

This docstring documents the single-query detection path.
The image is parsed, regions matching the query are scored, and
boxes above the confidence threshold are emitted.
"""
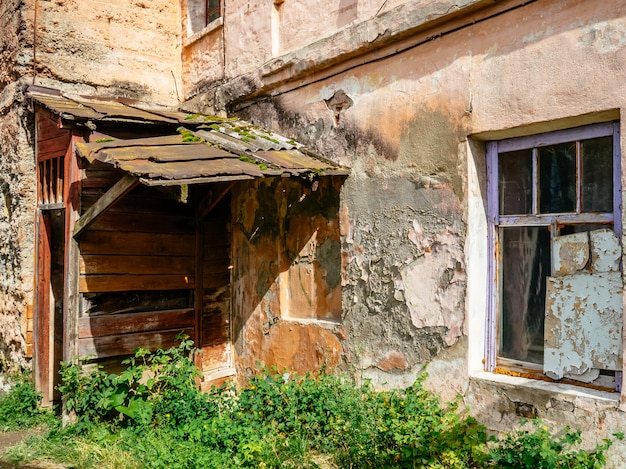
[15,339,618,469]
[484,421,623,469]
[0,373,52,431]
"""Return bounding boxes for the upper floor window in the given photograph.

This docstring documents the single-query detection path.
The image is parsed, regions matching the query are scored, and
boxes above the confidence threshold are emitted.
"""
[188,0,221,35]
[486,122,623,390]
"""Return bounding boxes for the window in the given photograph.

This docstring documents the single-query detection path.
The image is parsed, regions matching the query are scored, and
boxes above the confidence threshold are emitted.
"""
[206,0,220,24]
[188,0,221,35]
[485,122,622,389]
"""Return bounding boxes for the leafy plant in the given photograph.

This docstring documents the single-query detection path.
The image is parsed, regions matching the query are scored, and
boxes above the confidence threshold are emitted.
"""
[0,373,52,430]
[6,339,619,469]
[484,421,623,469]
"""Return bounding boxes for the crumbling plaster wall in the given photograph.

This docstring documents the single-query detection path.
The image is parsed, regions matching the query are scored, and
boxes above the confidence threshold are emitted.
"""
[229,0,626,462]
[231,177,345,380]
[0,0,36,371]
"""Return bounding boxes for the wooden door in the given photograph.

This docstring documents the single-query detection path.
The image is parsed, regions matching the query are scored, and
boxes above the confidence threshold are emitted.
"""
[35,209,65,406]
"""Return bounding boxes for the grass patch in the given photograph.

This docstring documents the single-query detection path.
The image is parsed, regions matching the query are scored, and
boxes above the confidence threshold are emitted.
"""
[2,338,621,468]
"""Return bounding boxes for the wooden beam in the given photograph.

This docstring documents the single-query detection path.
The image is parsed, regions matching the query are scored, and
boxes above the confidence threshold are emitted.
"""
[199,181,235,220]
[73,174,139,238]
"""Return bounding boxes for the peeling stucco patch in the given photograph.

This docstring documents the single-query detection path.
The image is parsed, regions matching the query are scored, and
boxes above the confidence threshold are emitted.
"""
[400,228,465,346]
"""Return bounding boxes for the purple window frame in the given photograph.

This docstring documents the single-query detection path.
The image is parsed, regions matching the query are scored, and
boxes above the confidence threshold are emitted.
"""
[485,122,622,382]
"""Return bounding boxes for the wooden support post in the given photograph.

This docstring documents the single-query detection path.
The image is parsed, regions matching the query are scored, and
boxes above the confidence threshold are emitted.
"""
[73,174,139,238]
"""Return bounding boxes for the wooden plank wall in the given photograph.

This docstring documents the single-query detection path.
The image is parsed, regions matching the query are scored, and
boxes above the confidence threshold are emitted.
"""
[77,163,196,359]
[199,196,232,374]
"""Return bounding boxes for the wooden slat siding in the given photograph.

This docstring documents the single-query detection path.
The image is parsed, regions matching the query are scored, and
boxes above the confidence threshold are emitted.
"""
[79,308,194,338]
[80,291,193,317]
[38,134,71,161]
[201,286,230,346]
[87,212,195,234]
[203,258,230,273]
[78,327,194,359]
[80,255,194,275]
[80,231,195,256]
[81,193,193,216]
[37,115,70,162]
[203,271,229,289]
[79,274,195,293]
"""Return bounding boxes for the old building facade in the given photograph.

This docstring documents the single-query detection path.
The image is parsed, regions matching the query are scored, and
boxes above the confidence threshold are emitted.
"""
[2,0,626,464]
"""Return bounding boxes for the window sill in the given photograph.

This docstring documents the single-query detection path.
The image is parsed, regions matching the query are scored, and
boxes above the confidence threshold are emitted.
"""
[184,17,223,48]
[470,371,620,405]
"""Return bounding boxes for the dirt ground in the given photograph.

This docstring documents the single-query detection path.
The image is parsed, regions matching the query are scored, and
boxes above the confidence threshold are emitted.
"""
[0,430,63,469]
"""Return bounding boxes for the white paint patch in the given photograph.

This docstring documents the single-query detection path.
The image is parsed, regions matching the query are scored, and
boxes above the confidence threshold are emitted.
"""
[399,230,465,346]
[551,231,589,276]
[590,229,621,273]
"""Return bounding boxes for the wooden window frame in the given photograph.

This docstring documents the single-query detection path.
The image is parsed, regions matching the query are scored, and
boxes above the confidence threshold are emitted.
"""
[485,122,622,388]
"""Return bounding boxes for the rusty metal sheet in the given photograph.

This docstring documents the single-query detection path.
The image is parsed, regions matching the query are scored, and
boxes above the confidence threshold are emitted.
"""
[255,150,339,171]
[73,97,178,123]
[27,91,104,120]
[29,87,350,183]
[76,135,189,160]
[544,271,622,381]
[116,158,265,180]
[94,144,232,164]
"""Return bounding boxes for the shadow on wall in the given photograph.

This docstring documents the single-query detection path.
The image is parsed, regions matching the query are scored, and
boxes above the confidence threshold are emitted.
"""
[231,175,347,379]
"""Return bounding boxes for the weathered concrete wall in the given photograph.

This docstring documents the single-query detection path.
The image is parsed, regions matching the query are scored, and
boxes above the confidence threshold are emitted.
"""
[32,0,181,103]
[0,1,36,371]
[231,177,344,379]
[218,0,626,464]
[180,0,224,103]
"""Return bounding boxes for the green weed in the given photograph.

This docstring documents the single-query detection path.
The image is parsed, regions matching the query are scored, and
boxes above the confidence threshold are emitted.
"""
[0,373,52,431]
[3,339,620,469]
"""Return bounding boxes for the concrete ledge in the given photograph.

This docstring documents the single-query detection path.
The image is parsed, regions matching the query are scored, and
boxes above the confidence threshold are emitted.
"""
[183,17,224,48]
[213,0,536,110]
[470,371,620,406]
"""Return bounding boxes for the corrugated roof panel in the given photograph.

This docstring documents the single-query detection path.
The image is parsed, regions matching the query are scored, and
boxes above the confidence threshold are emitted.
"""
[28,87,349,184]
[254,150,343,171]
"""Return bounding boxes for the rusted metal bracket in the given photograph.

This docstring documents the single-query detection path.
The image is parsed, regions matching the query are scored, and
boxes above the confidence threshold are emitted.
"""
[73,174,139,238]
